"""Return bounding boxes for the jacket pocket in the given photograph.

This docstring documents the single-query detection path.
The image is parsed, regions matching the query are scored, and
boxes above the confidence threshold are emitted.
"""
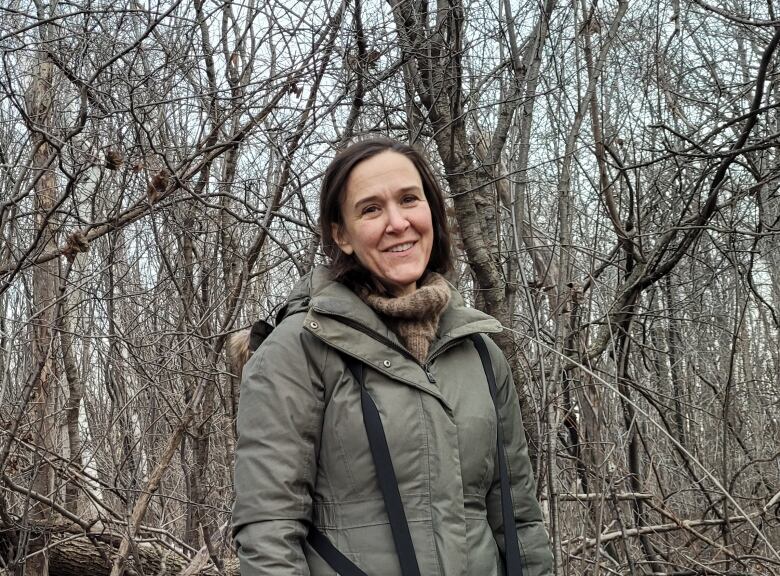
[338,520,439,576]
[311,496,437,576]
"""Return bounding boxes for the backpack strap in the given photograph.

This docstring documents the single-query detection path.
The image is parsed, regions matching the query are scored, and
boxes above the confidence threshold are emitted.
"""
[248,319,274,352]
[307,355,422,576]
[350,357,422,576]
[470,334,525,576]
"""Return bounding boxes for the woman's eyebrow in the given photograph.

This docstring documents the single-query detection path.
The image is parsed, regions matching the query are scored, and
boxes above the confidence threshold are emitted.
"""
[352,194,382,210]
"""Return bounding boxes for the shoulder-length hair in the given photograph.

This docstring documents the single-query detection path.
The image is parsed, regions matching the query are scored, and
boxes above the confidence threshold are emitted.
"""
[319,137,453,290]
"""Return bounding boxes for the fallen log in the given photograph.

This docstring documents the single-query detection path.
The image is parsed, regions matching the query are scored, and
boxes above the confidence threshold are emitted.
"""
[0,529,238,576]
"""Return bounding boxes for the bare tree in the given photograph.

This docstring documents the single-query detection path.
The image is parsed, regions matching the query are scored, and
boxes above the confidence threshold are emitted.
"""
[1,0,779,574]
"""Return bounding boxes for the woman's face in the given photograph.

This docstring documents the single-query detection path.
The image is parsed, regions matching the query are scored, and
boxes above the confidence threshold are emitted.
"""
[333,150,434,297]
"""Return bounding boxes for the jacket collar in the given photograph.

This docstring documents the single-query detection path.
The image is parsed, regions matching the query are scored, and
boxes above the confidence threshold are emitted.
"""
[298,266,502,350]
[284,267,502,404]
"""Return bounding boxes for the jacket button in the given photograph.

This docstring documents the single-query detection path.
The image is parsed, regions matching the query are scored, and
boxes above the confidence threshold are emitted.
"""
[309,321,319,329]
[383,360,391,368]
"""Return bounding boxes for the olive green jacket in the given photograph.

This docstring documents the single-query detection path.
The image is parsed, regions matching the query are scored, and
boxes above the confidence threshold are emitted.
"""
[232,267,553,575]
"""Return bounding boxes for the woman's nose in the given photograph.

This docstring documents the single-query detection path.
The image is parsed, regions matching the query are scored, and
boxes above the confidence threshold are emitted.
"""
[385,205,410,233]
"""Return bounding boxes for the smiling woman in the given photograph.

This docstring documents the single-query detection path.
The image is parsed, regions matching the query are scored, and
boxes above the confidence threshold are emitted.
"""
[333,150,434,296]
[231,137,553,576]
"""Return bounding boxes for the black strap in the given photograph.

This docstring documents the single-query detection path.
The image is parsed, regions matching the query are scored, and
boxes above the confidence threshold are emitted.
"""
[248,319,274,352]
[307,356,422,576]
[346,357,422,576]
[307,526,368,576]
[471,334,524,576]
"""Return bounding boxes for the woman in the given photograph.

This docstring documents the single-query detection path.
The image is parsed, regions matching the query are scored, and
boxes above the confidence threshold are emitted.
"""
[231,138,553,575]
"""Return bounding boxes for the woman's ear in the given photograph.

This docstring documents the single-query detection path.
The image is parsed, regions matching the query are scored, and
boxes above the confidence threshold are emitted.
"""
[331,223,354,255]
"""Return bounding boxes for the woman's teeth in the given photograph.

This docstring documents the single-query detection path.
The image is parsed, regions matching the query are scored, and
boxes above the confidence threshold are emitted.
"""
[387,242,414,252]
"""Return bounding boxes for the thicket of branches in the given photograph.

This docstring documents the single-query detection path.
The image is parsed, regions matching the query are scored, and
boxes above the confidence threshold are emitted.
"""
[1,0,779,574]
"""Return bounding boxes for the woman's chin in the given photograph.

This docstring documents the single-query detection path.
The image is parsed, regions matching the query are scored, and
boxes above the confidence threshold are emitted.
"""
[381,272,425,296]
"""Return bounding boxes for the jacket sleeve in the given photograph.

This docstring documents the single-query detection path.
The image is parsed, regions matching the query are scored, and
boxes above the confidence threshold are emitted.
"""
[484,341,554,576]
[231,315,326,575]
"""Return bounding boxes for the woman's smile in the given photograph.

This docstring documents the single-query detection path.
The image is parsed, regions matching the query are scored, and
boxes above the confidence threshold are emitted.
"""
[385,241,415,253]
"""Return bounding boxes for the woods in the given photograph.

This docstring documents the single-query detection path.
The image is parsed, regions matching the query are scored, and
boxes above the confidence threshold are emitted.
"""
[1,0,779,574]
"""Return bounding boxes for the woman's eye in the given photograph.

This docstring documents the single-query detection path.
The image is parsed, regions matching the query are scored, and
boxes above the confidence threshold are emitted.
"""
[361,205,379,215]
[402,195,418,204]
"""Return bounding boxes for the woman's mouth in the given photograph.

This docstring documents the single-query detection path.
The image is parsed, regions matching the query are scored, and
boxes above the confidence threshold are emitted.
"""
[385,241,415,253]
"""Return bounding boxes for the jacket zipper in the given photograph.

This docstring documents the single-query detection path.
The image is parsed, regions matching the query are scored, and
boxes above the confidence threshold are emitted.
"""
[422,339,465,384]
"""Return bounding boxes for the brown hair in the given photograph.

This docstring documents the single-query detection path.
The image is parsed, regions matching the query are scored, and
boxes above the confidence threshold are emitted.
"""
[319,137,453,290]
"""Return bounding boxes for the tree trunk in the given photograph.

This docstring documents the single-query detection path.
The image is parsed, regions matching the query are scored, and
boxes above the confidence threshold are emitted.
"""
[0,528,238,576]
[25,49,59,576]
